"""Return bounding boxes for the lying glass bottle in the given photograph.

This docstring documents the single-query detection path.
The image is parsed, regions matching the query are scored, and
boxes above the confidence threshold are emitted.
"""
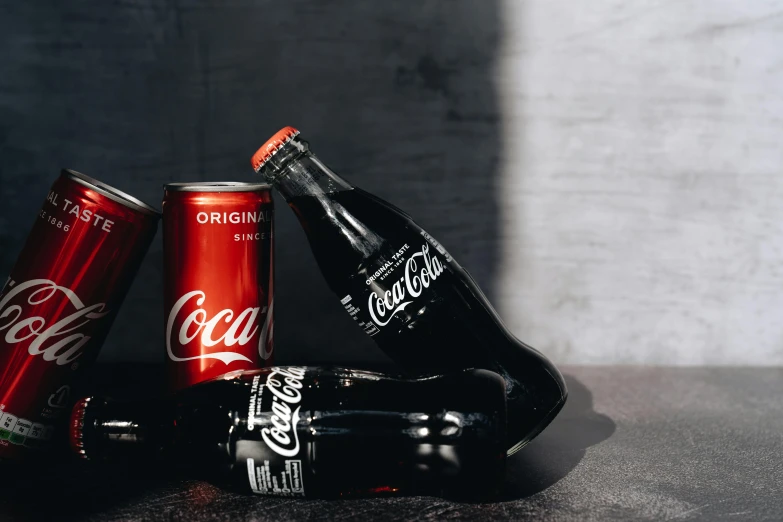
[70,366,507,499]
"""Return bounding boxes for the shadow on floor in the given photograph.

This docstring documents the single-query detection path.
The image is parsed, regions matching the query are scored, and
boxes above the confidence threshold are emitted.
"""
[503,374,616,499]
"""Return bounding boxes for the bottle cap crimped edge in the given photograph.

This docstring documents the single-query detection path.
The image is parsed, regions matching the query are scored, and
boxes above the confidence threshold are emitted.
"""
[251,126,300,172]
[70,397,93,459]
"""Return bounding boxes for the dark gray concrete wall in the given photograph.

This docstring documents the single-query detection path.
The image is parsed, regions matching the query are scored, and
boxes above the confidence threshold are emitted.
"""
[0,1,502,364]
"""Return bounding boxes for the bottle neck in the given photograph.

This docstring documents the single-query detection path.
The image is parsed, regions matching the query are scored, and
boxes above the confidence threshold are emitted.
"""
[72,398,164,462]
[257,135,384,270]
[256,136,353,201]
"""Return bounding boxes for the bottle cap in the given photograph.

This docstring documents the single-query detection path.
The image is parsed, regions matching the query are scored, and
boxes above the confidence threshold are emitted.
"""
[70,397,94,459]
[251,126,300,172]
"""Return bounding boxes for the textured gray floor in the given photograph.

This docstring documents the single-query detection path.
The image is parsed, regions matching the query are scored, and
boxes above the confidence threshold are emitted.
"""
[1,366,780,521]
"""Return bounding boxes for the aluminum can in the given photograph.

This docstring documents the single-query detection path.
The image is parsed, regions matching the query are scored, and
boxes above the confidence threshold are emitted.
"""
[163,182,274,391]
[0,169,160,458]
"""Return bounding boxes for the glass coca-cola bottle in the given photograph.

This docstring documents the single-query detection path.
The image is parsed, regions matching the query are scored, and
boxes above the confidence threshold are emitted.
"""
[70,367,506,499]
[250,128,567,455]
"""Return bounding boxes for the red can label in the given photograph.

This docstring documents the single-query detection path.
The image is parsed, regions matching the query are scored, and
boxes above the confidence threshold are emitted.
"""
[0,170,159,457]
[163,183,274,391]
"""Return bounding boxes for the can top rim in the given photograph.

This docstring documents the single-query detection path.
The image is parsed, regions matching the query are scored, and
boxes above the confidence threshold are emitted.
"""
[164,182,272,193]
[63,169,161,217]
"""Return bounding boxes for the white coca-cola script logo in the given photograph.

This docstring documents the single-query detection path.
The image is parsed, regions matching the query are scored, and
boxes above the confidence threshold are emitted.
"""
[0,279,109,366]
[367,244,444,327]
[166,291,274,365]
[260,367,305,457]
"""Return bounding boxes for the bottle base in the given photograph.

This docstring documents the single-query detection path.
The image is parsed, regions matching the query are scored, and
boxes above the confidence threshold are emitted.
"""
[506,392,568,456]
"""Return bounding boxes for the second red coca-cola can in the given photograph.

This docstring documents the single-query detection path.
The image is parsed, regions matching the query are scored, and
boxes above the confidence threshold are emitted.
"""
[163,182,274,391]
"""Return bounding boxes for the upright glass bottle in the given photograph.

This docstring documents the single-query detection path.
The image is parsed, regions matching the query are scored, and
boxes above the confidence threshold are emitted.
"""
[250,127,567,454]
[71,367,507,499]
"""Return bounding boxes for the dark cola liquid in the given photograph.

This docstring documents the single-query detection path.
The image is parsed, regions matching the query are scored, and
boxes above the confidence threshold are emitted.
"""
[74,367,506,499]
[287,188,567,452]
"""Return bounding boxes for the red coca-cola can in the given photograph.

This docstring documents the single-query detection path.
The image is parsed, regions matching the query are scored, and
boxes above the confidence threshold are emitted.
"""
[0,169,159,458]
[163,182,274,391]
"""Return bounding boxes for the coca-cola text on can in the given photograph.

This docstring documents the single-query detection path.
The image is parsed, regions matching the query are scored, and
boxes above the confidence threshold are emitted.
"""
[0,169,160,458]
[163,182,274,391]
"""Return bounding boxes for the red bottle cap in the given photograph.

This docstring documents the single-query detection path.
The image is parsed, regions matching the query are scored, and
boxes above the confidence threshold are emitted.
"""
[70,397,92,458]
[251,126,300,172]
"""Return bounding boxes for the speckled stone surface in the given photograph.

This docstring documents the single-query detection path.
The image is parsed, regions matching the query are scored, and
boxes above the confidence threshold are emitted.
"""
[0,365,779,521]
